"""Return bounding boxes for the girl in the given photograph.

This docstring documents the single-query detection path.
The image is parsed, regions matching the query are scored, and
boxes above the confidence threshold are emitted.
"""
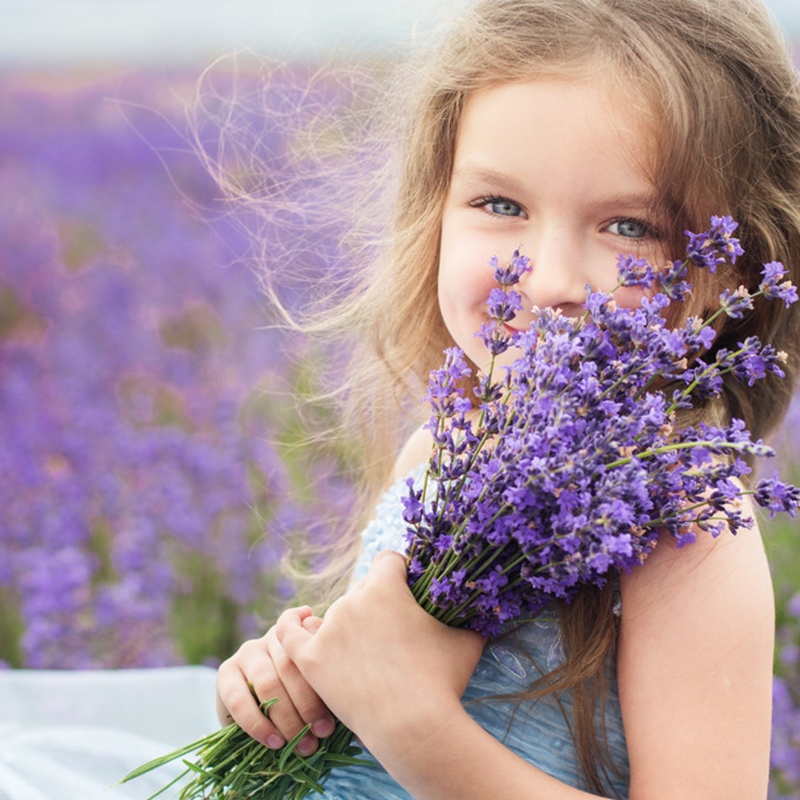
[217,1,800,798]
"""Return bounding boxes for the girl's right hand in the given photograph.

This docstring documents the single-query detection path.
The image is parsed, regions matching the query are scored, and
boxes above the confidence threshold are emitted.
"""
[215,607,336,756]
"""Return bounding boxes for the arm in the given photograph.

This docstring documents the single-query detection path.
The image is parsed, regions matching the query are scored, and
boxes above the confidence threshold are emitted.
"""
[213,425,434,756]
[278,514,775,800]
[276,552,596,800]
[617,505,774,800]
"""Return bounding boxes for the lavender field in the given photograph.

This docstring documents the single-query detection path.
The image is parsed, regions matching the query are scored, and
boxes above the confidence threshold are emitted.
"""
[0,68,798,795]
[0,67,360,671]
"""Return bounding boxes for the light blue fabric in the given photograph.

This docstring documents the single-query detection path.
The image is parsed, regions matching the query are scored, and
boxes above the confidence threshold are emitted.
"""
[319,470,631,799]
[0,666,220,799]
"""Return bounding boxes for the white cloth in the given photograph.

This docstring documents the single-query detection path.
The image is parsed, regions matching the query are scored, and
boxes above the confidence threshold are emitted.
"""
[0,666,218,799]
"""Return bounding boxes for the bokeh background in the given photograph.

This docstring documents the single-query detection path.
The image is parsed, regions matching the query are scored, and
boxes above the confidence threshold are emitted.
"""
[1,1,799,796]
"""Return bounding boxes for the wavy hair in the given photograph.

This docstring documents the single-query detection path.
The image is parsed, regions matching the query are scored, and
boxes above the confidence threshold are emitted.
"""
[339,1,800,792]
[200,1,800,793]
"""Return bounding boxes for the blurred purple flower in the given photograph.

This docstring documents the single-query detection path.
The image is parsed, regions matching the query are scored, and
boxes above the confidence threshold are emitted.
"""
[0,70,357,668]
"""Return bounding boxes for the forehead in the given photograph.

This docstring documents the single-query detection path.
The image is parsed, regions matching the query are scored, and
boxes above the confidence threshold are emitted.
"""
[452,76,657,192]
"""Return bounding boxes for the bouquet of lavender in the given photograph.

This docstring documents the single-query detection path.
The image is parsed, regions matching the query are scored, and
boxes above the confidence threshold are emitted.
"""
[123,216,799,798]
[403,218,798,636]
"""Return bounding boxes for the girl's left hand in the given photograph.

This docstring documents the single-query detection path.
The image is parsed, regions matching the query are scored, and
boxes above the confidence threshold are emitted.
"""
[276,550,484,750]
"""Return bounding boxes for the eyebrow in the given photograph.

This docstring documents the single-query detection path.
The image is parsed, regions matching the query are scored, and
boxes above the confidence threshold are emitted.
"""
[449,166,528,196]
[595,191,663,215]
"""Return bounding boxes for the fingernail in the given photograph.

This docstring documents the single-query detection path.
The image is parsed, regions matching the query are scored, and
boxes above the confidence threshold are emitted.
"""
[311,718,334,738]
[266,734,285,750]
[296,734,317,756]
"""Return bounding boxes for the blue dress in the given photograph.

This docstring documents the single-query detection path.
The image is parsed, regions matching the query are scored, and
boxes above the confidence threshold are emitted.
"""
[318,470,631,799]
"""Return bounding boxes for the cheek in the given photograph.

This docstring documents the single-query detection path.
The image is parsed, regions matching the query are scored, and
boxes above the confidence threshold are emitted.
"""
[437,219,503,335]
[438,260,492,321]
[436,262,465,341]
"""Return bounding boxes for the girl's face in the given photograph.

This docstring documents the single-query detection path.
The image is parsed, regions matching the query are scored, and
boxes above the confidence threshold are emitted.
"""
[438,76,667,372]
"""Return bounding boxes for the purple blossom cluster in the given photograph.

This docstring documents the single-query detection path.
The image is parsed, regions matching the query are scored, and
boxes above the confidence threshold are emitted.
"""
[403,222,799,637]
[684,214,745,272]
[0,71,356,668]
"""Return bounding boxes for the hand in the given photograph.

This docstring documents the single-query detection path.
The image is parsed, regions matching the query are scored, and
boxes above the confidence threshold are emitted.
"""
[215,611,336,756]
[276,551,485,751]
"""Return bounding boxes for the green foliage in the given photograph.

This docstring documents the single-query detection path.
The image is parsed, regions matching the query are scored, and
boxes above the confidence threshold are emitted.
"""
[121,696,372,799]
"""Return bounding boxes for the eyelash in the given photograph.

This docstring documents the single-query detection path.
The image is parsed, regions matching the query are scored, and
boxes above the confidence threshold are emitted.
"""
[606,218,660,240]
[469,195,526,218]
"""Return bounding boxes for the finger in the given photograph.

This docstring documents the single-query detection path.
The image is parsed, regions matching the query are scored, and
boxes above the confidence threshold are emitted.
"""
[216,616,318,750]
[302,615,323,634]
[369,549,408,576]
[269,609,336,752]
[216,653,288,749]
[365,549,410,590]
[275,605,317,654]
[265,628,335,749]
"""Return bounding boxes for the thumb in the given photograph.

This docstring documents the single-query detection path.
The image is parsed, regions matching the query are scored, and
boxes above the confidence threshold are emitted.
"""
[302,615,323,634]
[275,606,316,655]
[365,549,408,585]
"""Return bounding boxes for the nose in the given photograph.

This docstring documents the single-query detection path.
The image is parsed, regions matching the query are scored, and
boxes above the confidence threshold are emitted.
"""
[515,224,589,314]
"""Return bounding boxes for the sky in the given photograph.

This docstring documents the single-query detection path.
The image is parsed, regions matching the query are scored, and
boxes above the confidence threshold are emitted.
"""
[2,0,798,69]
[0,0,462,68]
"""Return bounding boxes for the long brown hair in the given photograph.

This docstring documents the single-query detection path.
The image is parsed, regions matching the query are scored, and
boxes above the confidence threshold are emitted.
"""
[205,0,800,794]
[334,1,800,793]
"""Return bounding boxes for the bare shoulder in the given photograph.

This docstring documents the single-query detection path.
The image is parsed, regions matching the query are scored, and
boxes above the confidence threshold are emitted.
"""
[619,498,774,658]
[391,425,434,483]
[620,500,773,616]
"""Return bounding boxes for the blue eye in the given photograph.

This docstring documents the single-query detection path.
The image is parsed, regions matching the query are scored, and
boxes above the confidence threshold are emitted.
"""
[489,199,523,216]
[608,219,654,239]
[471,196,526,218]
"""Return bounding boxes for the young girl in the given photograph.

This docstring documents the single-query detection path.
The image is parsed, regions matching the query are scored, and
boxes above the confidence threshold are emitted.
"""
[217,1,800,797]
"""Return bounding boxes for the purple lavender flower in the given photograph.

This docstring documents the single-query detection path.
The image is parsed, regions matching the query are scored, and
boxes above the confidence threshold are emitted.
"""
[478,252,532,357]
[755,475,800,518]
[489,250,532,286]
[653,259,693,301]
[404,225,799,637]
[718,285,754,318]
[760,261,799,307]
[615,254,654,287]
[709,215,746,261]
[684,215,744,272]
